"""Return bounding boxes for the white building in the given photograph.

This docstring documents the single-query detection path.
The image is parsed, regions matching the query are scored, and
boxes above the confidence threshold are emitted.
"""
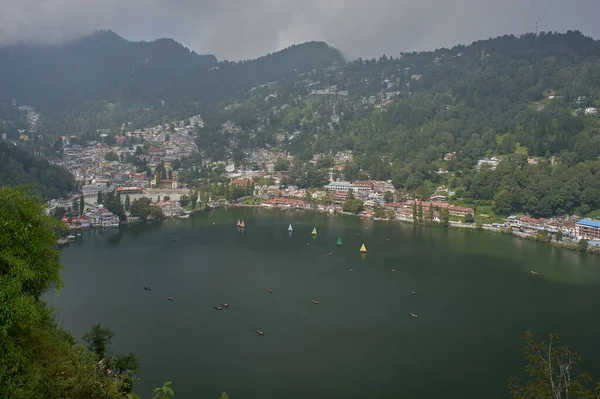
[326,181,354,191]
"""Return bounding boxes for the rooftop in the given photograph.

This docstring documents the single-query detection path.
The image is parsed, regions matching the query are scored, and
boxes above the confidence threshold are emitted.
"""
[576,219,600,228]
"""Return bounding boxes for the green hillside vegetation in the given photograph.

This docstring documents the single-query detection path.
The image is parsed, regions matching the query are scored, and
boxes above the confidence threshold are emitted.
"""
[0,186,133,398]
[196,31,600,218]
[0,141,75,199]
[0,32,343,136]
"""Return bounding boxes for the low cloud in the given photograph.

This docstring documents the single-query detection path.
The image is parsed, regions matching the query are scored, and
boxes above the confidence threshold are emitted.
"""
[0,0,598,60]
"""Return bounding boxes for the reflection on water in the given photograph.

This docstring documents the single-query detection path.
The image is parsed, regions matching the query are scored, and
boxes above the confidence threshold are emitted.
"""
[51,208,600,399]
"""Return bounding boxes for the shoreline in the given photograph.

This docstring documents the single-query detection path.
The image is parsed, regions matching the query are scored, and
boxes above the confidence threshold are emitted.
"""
[226,203,599,255]
[65,202,598,255]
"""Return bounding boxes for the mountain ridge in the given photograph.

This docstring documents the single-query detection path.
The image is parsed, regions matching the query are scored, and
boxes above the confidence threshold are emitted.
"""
[0,30,343,111]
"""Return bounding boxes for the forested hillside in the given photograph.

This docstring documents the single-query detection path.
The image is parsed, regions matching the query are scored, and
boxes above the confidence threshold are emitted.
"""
[0,141,75,199]
[3,30,600,217]
[0,32,344,135]
[196,31,600,217]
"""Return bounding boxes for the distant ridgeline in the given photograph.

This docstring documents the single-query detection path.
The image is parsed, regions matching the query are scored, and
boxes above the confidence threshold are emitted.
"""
[0,30,343,134]
[0,140,75,199]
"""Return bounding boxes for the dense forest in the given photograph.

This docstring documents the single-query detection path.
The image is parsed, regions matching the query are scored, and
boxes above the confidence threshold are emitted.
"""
[0,141,75,199]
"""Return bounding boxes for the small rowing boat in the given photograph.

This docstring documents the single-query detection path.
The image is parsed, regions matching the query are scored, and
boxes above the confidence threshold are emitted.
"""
[410,313,418,319]
[312,300,319,305]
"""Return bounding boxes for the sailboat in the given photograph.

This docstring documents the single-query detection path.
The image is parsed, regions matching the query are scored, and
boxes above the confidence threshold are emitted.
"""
[236,219,241,227]
[239,220,245,228]
[336,237,343,246]
[311,227,317,235]
[288,224,293,232]
[359,243,367,253]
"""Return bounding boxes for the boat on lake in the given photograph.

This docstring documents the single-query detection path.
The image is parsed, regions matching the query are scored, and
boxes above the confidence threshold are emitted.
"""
[288,224,293,232]
[239,220,245,228]
[256,329,264,336]
[311,227,317,235]
[359,243,367,253]
[410,313,418,319]
[410,290,417,295]
[236,219,241,227]
[213,305,223,311]
[391,269,396,272]
[312,300,319,305]
[144,286,151,291]
[336,237,342,246]
[530,271,539,275]
[168,297,173,301]
[268,289,273,293]
[222,303,229,308]
[67,235,76,243]
[56,237,69,246]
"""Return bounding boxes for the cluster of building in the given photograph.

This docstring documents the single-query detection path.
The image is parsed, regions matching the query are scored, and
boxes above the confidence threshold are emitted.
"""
[60,204,120,229]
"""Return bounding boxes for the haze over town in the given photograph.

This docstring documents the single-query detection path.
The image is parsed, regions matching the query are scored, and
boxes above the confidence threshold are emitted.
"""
[1,0,599,60]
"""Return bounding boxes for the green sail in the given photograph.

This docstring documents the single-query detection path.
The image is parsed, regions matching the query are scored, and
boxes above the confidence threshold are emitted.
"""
[336,237,342,246]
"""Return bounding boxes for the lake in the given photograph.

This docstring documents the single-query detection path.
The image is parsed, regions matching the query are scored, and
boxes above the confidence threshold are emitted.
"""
[46,208,600,399]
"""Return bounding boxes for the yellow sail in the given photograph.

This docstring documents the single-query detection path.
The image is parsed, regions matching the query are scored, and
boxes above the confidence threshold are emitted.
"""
[311,227,317,235]
[359,243,367,253]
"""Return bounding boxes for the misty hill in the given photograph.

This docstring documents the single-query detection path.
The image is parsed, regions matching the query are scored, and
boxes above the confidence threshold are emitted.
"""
[0,31,343,111]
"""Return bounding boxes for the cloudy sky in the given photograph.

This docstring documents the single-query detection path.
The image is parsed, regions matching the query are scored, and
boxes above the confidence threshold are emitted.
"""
[1,0,598,60]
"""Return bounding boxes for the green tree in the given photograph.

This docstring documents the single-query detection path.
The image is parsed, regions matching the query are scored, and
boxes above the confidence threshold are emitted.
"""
[417,201,423,223]
[374,207,386,219]
[578,239,588,252]
[274,158,290,172]
[79,194,85,216]
[508,331,600,399]
[428,201,434,224]
[383,191,394,203]
[0,186,130,398]
[152,381,175,399]
[191,190,199,210]
[343,161,360,181]
[465,213,475,223]
[125,194,131,211]
[412,201,417,223]
[342,198,364,214]
[556,229,563,242]
[179,194,191,207]
[97,190,103,204]
[535,230,551,243]
[72,197,80,216]
[82,323,114,359]
[439,207,450,227]
[104,151,119,162]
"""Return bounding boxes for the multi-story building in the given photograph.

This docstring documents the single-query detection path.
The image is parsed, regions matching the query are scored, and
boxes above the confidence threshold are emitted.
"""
[326,181,354,191]
[576,219,600,240]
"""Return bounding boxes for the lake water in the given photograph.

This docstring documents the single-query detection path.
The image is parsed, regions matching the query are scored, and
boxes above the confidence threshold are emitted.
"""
[46,208,600,399]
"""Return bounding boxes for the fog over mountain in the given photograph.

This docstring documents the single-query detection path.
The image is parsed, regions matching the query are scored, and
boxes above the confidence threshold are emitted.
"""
[1,0,599,60]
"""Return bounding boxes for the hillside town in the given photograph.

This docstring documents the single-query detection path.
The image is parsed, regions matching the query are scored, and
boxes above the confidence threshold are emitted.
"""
[41,115,600,251]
